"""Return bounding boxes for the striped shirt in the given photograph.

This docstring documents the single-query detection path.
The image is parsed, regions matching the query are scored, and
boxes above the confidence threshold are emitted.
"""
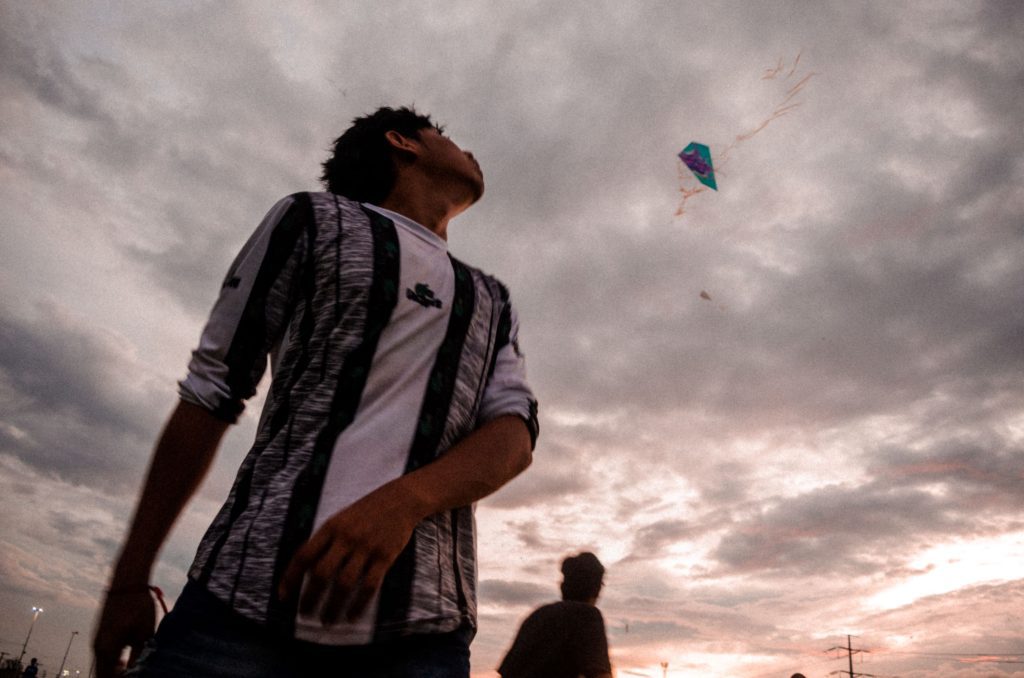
[179,192,538,644]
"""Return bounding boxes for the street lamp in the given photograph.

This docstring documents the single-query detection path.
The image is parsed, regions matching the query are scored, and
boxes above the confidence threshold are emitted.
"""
[17,606,43,666]
[57,630,79,678]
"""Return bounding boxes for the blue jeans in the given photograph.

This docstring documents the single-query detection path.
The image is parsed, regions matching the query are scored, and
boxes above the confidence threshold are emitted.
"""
[126,581,472,678]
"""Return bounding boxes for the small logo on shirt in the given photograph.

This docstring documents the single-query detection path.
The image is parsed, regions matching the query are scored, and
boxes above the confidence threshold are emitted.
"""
[406,283,443,309]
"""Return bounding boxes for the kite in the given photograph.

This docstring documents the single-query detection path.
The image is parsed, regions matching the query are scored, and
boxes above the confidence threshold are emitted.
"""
[678,142,717,191]
[674,52,815,218]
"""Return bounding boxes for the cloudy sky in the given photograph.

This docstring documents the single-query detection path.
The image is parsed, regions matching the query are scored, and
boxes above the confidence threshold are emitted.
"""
[2,1,1022,676]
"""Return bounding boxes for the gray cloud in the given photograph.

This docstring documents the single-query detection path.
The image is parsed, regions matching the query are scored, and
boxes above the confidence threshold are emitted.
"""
[485,438,595,509]
[0,304,153,435]
[868,435,1024,510]
[611,619,700,647]
[0,4,110,123]
[623,519,703,563]
[711,430,1023,577]
[478,579,552,608]
[0,303,167,487]
[712,484,952,576]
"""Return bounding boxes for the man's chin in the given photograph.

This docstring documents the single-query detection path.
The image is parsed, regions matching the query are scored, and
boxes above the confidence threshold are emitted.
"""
[465,176,484,204]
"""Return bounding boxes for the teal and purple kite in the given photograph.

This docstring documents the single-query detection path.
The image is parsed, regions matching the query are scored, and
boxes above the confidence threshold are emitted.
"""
[678,142,717,191]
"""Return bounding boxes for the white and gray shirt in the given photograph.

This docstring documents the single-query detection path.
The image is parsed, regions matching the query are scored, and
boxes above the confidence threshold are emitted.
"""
[179,192,538,645]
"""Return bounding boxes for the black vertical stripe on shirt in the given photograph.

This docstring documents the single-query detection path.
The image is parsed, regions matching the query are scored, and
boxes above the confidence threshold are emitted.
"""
[451,508,468,612]
[226,203,323,603]
[196,193,314,587]
[263,209,321,458]
[267,208,401,633]
[374,257,477,638]
[486,282,512,381]
[323,194,345,382]
[404,258,477,474]
[222,193,314,406]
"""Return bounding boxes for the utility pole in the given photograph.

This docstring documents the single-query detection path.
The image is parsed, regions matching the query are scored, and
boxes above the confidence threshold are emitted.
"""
[18,606,44,666]
[826,634,876,677]
[57,631,79,678]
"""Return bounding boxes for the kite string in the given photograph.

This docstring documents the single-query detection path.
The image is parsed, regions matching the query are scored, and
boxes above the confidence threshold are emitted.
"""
[675,162,708,217]
[718,52,816,168]
[150,585,169,615]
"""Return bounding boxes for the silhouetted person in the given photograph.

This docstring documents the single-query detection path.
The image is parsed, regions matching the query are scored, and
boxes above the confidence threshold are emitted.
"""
[21,658,38,678]
[791,673,807,678]
[498,552,612,678]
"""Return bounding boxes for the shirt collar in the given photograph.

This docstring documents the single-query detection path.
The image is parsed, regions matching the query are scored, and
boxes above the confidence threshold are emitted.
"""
[362,203,447,250]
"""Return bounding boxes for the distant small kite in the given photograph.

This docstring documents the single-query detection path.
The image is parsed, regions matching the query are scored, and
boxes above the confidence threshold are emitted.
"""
[700,290,712,301]
[678,142,717,191]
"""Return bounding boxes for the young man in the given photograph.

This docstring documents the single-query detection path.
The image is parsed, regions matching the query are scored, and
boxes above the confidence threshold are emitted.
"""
[93,107,538,677]
[498,552,612,678]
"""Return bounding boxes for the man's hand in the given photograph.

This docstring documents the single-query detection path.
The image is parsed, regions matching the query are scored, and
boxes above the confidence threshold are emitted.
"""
[93,589,155,678]
[278,415,532,625]
[278,483,423,624]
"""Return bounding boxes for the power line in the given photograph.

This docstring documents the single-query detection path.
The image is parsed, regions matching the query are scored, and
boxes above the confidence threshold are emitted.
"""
[825,635,873,678]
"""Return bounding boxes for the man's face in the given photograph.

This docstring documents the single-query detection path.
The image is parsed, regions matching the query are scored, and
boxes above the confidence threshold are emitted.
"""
[415,126,485,204]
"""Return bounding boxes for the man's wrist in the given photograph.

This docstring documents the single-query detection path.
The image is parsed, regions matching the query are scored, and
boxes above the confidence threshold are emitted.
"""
[105,584,153,594]
[111,559,154,589]
[385,474,436,524]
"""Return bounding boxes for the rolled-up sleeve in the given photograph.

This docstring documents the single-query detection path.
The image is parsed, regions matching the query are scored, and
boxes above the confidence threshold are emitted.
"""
[477,299,539,448]
[178,194,309,422]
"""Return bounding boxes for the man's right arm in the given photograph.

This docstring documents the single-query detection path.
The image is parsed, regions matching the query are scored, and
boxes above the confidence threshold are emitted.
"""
[92,400,229,678]
[92,196,309,677]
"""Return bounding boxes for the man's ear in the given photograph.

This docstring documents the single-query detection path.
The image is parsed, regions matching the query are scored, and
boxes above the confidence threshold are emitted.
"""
[384,130,420,160]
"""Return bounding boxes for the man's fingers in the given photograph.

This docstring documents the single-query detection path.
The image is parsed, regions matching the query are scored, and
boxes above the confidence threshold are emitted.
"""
[94,629,127,678]
[345,560,390,621]
[128,641,144,668]
[319,552,368,624]
[279,529,331,602]
[298,545,348,617]
[279,505,416,621]
[92,590,156,678]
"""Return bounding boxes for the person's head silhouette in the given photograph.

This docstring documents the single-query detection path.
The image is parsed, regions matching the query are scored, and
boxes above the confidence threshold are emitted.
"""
[560,552,605,604]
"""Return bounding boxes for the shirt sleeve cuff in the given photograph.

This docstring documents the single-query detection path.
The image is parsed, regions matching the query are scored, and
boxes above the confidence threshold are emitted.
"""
[178,376,245,423]
[478,399,539,450]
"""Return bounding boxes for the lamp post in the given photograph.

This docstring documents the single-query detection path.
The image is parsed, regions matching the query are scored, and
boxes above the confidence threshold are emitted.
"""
[57,630,79,678]
[17,606,44,666]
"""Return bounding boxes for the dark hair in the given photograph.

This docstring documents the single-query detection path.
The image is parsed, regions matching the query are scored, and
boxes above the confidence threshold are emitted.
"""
[320,106,439,204]
[560,552,605,602]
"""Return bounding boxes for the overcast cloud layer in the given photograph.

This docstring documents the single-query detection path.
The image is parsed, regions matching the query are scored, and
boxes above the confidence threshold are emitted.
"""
[1,2,1022,676]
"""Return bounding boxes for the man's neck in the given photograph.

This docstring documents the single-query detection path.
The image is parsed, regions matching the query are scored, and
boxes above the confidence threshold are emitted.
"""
[378,173,474,241]
[377,196,452,240]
